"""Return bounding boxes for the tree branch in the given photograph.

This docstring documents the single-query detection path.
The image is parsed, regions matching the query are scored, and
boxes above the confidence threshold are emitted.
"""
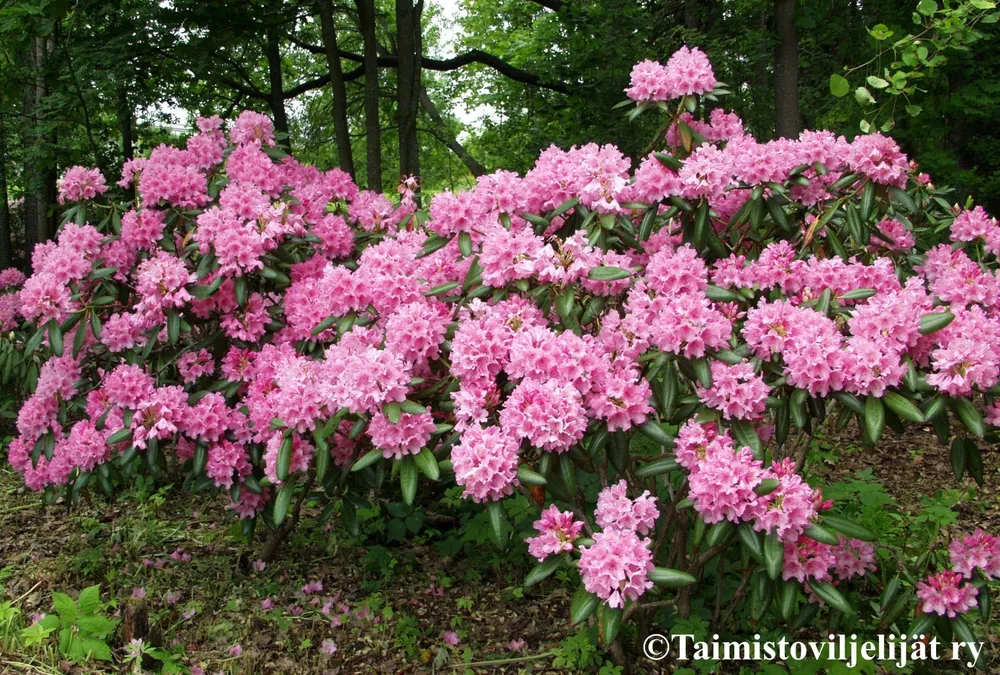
[419,88,486,177]
[283,41,570,94]
[529,0,563,10]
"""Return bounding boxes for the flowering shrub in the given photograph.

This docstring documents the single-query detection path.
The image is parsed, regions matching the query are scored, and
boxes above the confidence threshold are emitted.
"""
[9,47,1000,657]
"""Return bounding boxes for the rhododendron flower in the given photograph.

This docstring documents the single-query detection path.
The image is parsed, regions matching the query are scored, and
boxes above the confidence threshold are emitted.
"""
[949,529,1000,579]
[753,458,817,542]
[782,537,835,583]
[58,166,108,204]
[595,480,659,535]
[500,379,588,453]
[451,425,520,503]
[831,537,877,580]
[845,133,909,188]
[0,267,26,289]
[688,446,764,524]
[367,408,436,460]
[916,571,979,617]
[578,529,654,609]
[526,505,585,562]
[696,361,769,420]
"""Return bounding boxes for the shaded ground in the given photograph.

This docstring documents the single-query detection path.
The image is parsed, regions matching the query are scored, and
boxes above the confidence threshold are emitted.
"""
[0,469,570,674]
[0,423,997,674]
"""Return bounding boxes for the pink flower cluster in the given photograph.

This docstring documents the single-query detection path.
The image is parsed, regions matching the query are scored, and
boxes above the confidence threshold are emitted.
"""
[949,529,1000,579]
[57,166,108,204]
[578,528,654,609]
[526,505,585,562]
[916,571,979,617]
[625,46,716,102]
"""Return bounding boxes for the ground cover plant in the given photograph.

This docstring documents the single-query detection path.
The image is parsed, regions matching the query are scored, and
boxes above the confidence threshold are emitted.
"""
[2,45,1000,673]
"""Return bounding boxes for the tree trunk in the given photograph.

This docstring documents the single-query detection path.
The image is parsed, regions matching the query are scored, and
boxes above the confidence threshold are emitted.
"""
[355,0,382,190]
[419,88,485,177]
[0,114,12,270]
[265,28,291,145]
[395,0,423,180]
[20,36,58,264]
[118,85,134,163]
[317,0,356,179]
[773,0,801,138]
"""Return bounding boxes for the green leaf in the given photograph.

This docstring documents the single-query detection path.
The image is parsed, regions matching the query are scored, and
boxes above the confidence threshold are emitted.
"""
[78,636,112,661]
[77,585,102,616]
[601,606,622,645]
[486,500,507,548]
[273,481,294,526]
[967,441,984,486]
[314,440,330,482]
[951,398,985,437]
[424,281,460,297]
[840,288,877,302]
[729,419,763,459]
[413,448,440,481]
[458,231,473,257]
[550,197,579,218]
[808,580,854,615]
[384,401,402,424]
[635,457,678,477]
[821,514,875,542]
[754,478,780,496]
[587,266,631,282]
[524,556,562,588]
[805,522,841,546]
[311,314,338,336]
[830,74,850,97]
[648,567,697,587]
[917,0,937,15]
[864,395,886,444]
[570,585,599,625]
[52,592,77,625]
[950,615,977,647]
[950,438,968,481]
[866,75,890,89]
[737,523,764,562]
[399,399,427,415]
[351,448,382,472]
[76,615,116,639]
[555,287,576,322]
[764,533,784,581]
[106,428,132,446]
[48,320,63,357]
[908,612,936,639]
[277,434,292,482]
[400,455,418,505]
[779,581,798,622]
[905,104,923,117]
[882,392,924,423]
[516,465,547,485]
[167,309,180,344]
[637,420,674,448]
[918,312,954,335]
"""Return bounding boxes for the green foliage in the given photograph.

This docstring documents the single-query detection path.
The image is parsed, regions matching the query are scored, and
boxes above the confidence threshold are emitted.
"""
[24,585,118,663]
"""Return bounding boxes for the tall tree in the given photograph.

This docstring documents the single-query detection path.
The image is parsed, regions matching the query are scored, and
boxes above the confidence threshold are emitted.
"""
[773,0,801,138]
[0,112,11,269]
[395,0,423,180]
[265,26,291,142]
[355,0,382,190]
[317,0,355,178]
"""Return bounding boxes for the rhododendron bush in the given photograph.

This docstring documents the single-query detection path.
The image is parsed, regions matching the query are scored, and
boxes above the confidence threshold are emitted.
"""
[9,47,1000,657]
